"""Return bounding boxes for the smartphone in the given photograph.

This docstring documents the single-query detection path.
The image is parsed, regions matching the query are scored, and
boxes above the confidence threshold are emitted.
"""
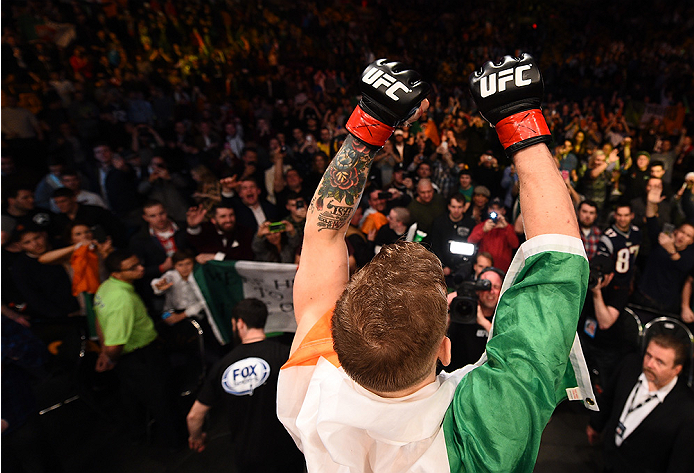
[268,222,286,233]
[662,223,676,235]
[378,191,390,200]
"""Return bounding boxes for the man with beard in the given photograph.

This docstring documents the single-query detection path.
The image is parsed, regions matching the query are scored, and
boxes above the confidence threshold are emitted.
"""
[578,200,602,261]
[185,204,255,264]
[186,299,304,472]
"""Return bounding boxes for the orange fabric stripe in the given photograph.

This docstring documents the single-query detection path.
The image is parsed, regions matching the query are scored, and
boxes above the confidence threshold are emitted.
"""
[70,245,100,296]
[282,309,340,369]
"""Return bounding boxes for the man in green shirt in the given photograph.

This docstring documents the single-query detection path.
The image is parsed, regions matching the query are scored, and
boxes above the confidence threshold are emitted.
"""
[94,249,184,447]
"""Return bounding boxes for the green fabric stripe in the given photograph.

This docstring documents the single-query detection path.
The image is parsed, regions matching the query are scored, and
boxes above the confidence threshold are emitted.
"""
[193,260,246,344]
[444,251,588,473]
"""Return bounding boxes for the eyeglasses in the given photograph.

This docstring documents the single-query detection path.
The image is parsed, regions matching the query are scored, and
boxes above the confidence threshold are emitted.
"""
[122,261,143,271]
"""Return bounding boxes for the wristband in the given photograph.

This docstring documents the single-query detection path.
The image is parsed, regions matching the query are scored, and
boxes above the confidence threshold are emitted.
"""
[346,106,394,148]
[495,109,551,155]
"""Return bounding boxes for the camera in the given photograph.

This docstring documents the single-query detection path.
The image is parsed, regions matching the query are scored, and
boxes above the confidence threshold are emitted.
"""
[587,255,614,290]
[378,191,391,200]
[449,279,491,324]
[488,211,499,223]
[295,200,305,209]
[587,266,603,290]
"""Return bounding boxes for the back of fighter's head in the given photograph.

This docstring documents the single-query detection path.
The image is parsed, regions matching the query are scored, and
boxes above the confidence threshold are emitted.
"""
[332,241,448,395]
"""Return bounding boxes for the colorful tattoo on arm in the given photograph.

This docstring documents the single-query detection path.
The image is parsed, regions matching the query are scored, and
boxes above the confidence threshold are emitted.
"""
[311,135,377,231]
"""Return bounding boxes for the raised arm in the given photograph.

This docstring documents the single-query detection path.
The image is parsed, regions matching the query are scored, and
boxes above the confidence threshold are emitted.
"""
[291,59,430,353]
[469,53,578,239]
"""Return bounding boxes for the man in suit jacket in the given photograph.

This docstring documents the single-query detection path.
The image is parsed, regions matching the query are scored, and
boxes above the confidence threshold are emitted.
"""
[226,177,278,234]
[129,200,188,311]
[587,332,694,473]
[88,143,141,228]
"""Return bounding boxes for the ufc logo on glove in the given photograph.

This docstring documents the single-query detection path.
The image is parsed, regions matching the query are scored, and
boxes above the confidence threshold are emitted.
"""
[479,65,533,97]
[361,67,412,101]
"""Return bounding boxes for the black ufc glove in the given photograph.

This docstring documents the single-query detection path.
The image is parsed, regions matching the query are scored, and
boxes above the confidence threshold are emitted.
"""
[346,59,431,148]
[469,53,551,156]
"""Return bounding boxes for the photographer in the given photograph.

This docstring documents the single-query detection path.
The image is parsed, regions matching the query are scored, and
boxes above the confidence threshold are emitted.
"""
[430,194,475,282]
[467,197,520,272]
[578,255,632,393]
[252,220,301,263]
[447,267,505,371]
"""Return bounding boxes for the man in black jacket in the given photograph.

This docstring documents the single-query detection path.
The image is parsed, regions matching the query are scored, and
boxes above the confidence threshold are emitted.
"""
[586,332,694,473]
[129,200,188,311]
[52,187,126,248]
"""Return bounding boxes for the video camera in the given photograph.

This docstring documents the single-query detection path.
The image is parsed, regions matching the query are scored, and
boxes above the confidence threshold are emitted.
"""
[449,279,492,324]
[446,240,489,324]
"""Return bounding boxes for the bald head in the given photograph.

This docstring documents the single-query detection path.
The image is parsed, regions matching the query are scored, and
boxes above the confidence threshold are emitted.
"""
[417,179,435,204]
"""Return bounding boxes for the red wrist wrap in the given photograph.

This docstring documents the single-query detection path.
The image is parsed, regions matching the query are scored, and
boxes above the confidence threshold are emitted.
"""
[495,109,550,150]
[346,106,394,147]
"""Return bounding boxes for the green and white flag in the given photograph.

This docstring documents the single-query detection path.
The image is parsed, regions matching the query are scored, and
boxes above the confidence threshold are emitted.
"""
[195,261,298,344]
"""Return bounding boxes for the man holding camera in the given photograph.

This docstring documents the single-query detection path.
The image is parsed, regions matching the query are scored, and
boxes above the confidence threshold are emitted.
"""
[448,267,504,371]
[430,194,476,280]
[467,197,519,272]
[578,255,633,393]
[283,191,308,242]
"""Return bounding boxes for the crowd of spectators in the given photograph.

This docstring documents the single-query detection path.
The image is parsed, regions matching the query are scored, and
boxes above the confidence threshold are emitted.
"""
[2,0,694,468]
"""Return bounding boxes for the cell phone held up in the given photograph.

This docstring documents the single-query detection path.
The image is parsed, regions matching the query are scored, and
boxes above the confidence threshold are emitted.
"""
[268,222,286,233]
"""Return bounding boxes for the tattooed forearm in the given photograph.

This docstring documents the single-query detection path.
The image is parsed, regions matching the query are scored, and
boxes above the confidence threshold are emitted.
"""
[311,135,378,231]
[316,202,354,230]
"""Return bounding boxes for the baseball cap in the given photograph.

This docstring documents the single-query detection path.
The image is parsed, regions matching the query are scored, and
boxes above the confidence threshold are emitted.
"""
[394,129,404,136]
[473,185,491,198]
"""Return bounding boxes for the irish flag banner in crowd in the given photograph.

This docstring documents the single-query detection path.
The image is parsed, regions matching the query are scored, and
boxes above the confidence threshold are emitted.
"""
[195,261,298,344]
